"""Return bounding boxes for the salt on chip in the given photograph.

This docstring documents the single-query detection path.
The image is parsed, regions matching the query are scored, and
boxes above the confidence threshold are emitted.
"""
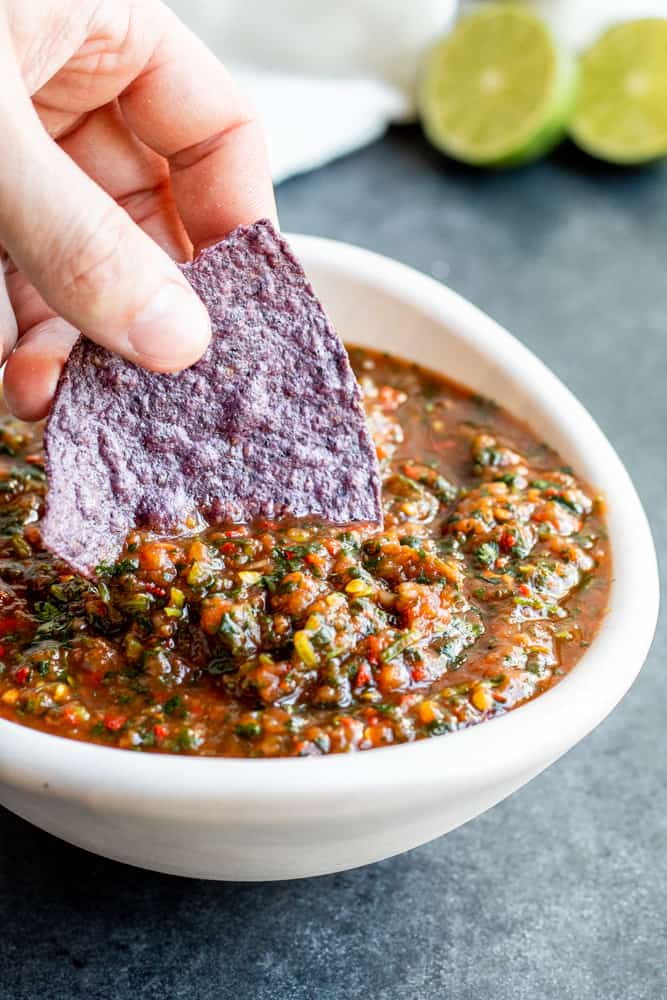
[42,220,382,575]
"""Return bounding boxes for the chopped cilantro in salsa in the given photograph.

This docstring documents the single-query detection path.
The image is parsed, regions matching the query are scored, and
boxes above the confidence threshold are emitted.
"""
[0,348,610,757]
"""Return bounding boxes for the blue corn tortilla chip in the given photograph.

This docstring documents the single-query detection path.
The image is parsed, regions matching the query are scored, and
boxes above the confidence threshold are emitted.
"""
[42,220,382,575]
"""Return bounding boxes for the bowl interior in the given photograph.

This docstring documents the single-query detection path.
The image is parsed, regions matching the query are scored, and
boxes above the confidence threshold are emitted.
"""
[294,233,659,753]
[302,240,595,462]
[0,234,659,807]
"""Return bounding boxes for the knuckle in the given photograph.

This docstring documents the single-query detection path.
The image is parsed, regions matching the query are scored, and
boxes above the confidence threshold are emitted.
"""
[169,115,257,175]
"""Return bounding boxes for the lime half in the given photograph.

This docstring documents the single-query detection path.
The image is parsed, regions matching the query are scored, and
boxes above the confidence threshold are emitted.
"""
[570,19,667,164]
[418,6,576,168]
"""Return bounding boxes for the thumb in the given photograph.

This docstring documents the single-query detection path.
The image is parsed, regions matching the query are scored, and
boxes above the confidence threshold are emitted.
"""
[0,106,210,374]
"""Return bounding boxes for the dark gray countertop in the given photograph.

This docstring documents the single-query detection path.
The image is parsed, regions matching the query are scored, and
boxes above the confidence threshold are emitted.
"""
[1,128,665,1000]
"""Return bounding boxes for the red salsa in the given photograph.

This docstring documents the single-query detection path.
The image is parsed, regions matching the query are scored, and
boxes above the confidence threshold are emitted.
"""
[0,347,610,756]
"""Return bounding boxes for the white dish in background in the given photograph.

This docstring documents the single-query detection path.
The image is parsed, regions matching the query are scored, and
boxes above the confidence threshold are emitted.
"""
[0,235,658,880]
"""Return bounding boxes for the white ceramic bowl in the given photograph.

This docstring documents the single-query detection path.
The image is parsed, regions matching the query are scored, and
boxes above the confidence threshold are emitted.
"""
[0,236,658,880]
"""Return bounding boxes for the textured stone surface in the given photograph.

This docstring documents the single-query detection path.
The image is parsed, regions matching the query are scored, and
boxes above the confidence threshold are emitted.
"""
[1,129,665,999]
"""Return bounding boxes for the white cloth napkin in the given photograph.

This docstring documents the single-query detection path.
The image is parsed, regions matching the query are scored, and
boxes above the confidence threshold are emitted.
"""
[168,0,667,182]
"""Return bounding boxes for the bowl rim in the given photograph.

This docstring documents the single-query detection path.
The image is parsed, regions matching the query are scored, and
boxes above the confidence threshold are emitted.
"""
[0,234,659,807]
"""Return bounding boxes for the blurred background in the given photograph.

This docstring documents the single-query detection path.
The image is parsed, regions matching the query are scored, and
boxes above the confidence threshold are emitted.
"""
[169,0,667,179]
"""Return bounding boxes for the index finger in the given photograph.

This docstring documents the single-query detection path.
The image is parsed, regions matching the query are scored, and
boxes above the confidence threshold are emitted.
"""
[119,2,276,253]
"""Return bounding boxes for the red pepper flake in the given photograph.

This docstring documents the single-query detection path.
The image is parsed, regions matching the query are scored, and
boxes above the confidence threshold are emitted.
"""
[500,532,516,553]
[285,551,294,559]
[411,664,427,682]
[355,664,372,688]
[519,583,531,597]
[23,525,41,547]
[153,724,169,742]
[221,542,236,554]
[14,666,30,684]
[104,714,127,732]
[366,635,382,666]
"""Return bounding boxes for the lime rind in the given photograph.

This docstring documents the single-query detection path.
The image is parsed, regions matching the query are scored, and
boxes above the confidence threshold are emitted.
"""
[418,6,577,168]
[570,18,667,164]
[491,47,577,168]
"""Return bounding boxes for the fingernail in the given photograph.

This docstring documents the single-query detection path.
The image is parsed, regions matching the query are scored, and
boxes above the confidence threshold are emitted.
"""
[128,282,211,370]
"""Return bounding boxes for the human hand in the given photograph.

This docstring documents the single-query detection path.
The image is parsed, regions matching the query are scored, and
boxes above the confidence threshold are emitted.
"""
[0,0,276,420]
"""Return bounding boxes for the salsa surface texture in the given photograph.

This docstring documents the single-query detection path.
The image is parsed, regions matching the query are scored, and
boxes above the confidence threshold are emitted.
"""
[0,347,610,757]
